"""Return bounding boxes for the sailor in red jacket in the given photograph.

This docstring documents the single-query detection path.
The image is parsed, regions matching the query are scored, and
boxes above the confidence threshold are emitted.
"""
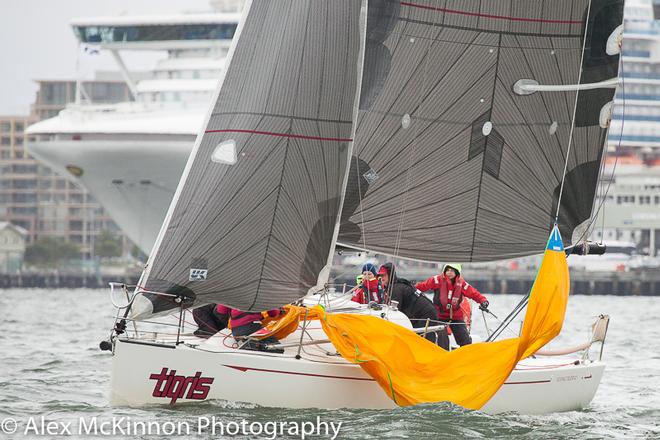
[415,263,490,350]
[350,262,385,304]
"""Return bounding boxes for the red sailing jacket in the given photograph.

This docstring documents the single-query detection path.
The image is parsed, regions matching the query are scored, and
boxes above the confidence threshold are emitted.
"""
[351,277,384,304]
[415,274,487,320]
[215,305,281,328]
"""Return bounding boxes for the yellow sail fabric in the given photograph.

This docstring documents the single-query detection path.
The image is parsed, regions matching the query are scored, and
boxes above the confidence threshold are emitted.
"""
[317,239,569,409]
[258,305,322,340]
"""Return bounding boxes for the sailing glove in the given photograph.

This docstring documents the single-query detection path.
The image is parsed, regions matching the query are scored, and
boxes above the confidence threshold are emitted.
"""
[479,300,489,311]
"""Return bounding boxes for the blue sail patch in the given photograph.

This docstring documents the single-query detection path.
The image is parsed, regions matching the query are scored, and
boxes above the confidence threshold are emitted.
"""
[546,225,564,252]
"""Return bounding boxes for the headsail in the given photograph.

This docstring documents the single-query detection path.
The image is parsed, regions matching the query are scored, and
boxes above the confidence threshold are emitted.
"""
[338,0,623,262]
[132,0,366,316]
[321,225,570,408]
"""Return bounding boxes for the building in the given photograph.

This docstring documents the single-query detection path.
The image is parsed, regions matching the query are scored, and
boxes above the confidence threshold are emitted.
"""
[0,221,27,273]
[0,115,39,240]
[0,78,131,258]
[592,160,660,256]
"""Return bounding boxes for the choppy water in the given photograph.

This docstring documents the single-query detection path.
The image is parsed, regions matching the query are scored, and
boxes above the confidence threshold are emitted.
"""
[0,289,659,439]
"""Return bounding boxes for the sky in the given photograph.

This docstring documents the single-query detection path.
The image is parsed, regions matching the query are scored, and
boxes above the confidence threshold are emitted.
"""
[0,0,211,115]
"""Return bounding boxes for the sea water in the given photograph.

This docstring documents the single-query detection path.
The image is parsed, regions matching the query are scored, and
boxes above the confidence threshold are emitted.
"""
[0,289,658,439]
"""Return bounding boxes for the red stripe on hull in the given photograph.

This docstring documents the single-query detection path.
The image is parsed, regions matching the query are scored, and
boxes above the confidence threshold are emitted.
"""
[503,379,552,385]
[223,364,374,381]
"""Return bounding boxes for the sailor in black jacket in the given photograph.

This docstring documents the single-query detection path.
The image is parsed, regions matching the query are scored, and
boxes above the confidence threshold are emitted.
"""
[377,263,440,344]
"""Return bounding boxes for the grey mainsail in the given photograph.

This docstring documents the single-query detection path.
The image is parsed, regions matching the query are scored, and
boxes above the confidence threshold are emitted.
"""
[132,0,365,315]
[338,0,623,262]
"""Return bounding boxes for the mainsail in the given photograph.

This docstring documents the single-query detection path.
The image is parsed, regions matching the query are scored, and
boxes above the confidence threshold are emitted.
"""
[338,0,623,262]
[132,0,366,315]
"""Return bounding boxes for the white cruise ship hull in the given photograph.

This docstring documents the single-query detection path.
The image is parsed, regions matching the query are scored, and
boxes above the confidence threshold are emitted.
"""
[28,137,191,253]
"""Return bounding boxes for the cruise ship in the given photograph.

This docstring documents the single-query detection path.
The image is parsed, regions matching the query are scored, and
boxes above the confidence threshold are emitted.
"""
[609,0,660,150]
[28,0,660,258]
[592,0,660,257]
[26,1,242,253]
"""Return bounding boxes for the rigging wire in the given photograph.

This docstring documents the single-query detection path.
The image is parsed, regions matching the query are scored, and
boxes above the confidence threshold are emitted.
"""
[554,0,594,222]
[566,43,626,257]
[584,54,626,249]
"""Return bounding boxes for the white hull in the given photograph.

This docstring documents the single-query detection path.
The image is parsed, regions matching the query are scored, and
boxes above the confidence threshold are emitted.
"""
[28,138,191,253]
[110,310,604,414]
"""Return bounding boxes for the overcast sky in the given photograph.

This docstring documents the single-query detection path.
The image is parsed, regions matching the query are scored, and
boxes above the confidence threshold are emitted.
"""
[0,0,212,115]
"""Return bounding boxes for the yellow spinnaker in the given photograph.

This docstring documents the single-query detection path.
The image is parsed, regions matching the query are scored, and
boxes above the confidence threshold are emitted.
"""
[264,228,569,410]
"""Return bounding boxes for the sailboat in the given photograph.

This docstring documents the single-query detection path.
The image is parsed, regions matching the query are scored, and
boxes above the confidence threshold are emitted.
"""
[102,0,623,414]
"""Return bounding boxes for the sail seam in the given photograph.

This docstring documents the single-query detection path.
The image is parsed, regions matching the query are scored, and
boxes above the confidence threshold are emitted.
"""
[469,33,502,262]
[400,1,582,25]
[205,129,352,143]
[399,17,582,38]
[210,111,352,124]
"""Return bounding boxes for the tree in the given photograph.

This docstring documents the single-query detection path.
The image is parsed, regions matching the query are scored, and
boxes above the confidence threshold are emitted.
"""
[94,230,123,259]
[130,244,147,263]
[24,236,81,268]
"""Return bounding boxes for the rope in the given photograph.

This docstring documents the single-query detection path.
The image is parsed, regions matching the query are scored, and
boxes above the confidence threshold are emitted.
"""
[566,26,626,257]
[355,152,368,252]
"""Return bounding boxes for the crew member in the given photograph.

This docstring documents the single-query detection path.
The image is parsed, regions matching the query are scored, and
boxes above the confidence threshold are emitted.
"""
[192,303,230,338]
[378,262,439,344]
[351,262,385,304]
[194,304,283,352]
[416,263,489,350]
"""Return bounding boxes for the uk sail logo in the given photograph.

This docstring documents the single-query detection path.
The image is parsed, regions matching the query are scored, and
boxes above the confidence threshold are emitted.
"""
[149,368,214,404]
[189,268,208,281]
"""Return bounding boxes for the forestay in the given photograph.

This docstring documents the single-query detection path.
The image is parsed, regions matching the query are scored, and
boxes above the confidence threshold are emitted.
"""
[135,0,366,314]
[338,0,623,262]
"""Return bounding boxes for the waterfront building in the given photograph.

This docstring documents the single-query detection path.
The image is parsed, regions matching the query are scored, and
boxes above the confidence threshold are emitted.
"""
[0,114,39,241]
[0,221,27,273]
[0,77,131,257]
